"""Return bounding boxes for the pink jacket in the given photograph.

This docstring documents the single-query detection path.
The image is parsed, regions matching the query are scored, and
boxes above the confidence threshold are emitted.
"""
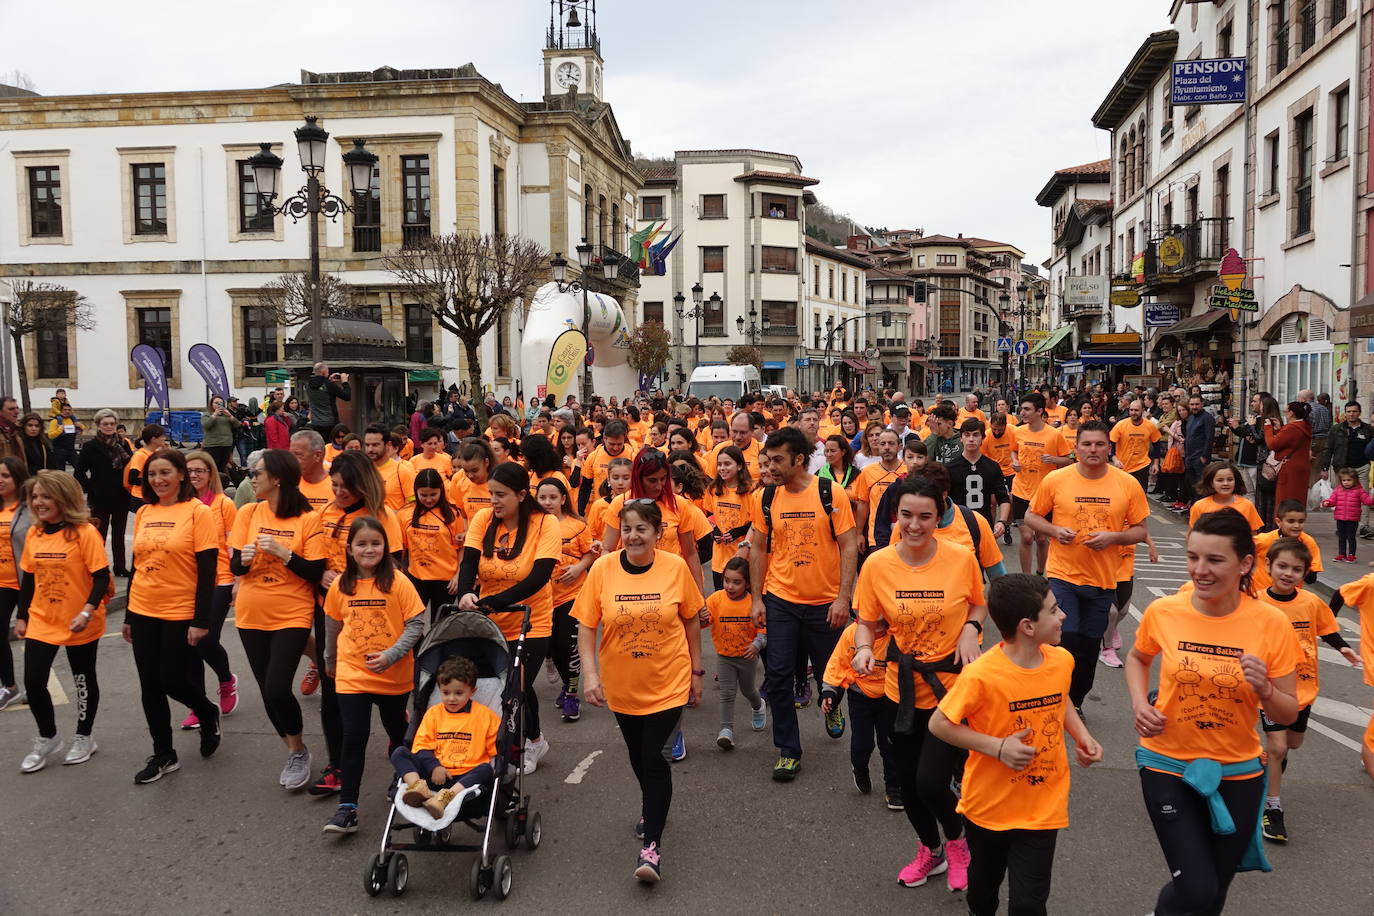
[1323,484,1374,521]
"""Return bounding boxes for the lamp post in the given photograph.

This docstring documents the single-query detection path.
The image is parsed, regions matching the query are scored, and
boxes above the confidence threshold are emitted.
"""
[736,305,769,345]
[997,283,1044,394]
[550,239,619,398]
[675,282,705,378]
[823,310,889,394]
[249,117,378,365]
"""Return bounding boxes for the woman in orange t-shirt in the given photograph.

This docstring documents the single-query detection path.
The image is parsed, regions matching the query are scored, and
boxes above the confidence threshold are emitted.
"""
[124,447,225,781]
[449,438,495,521]
[1126,509,1302,915]
[322,516,426,834]
[456,462,560,771]
[852,474,987,891]
[324,424,350,465]
[0,456,31,712]
[15,471,110,774]
[574,499,705,881]
[401,468,465,620]
[703,446,756,591]
[536,477,601,724]
[230,449,327,790]
[600,449,707,592]
[182,450,240,728]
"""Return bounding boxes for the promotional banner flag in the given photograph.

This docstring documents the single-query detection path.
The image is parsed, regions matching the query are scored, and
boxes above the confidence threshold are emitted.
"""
[187,343,231,401]
[546,328,587,403]
[130,344,169,412]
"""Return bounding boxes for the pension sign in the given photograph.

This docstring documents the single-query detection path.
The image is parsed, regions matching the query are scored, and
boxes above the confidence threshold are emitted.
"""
[1172,58,1247,105]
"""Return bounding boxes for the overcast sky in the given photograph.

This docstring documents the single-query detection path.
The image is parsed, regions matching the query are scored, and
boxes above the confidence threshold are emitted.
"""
[4,0,1173,264]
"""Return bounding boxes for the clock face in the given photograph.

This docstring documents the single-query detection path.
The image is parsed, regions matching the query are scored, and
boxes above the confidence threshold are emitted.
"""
[555,61,582,89]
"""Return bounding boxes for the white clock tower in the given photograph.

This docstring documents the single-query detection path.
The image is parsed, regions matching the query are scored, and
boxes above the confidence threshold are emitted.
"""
[543,0,604,101]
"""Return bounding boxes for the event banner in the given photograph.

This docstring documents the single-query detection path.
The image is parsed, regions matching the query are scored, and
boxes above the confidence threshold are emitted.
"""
[130,344,169,411]
[546,328,587,403]
[188,343,231,401]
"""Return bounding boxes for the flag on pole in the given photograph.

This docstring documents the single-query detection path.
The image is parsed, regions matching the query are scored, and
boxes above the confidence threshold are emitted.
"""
[628,221,662,268]
[639,222,667,268]
[649,230,682,276]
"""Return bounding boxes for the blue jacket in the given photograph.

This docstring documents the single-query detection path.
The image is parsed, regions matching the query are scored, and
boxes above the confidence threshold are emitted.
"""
[1184,409,1215,470]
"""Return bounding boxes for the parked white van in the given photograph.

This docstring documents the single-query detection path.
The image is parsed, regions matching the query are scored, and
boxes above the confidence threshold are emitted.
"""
[685,365,762,402]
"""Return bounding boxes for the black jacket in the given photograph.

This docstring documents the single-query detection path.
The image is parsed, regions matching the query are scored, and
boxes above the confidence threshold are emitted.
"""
[74,433,133,510]
[304,374,351,428]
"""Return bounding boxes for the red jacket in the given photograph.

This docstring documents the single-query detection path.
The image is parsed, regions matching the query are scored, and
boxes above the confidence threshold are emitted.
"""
[264,413,292,450]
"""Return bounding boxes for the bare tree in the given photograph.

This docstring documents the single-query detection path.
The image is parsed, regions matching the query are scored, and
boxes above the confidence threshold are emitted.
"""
[249,272,355,327]
[5,280,95,411]
[384,233,548,418]
[725,345,763,374]
[0,70,36,92]
[625,319,672,388]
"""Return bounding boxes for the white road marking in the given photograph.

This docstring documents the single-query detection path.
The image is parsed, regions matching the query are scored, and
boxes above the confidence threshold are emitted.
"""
[564,749,603,785]
[3,671,67,710]
[1305,719,1363,752]
[1312,696,1374,727]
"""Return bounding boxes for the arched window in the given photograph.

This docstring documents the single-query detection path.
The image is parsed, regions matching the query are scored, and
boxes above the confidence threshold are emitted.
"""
[1134,119,1146,192]
[583,184,594,244]
[1119,137,1130,198]
[1126,128,1137,196]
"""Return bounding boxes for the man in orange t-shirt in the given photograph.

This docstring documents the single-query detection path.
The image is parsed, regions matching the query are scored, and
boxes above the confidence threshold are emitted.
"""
[744,427,857,782]
[1025,420,1147,711]
[1011,393,1071,576]
[364,425,416,510]
[1109,400,1160,493]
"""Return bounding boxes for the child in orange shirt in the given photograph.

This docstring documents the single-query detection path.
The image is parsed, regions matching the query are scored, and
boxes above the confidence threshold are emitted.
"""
[1252,500,1321,592]
[537,477,601,723]
[821,616,898,808]
[401,469,466,621]
[931,573,1102,916]
[391,656,500,818]
[1330,570,1374,786]
[1188,460,1263,531]
[704,558,766,749]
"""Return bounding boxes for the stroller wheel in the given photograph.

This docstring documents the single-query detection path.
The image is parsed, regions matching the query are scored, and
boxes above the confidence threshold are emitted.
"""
[504,813,521,850]
[469,858,489,900]
[363,854,387,897]
[387,854,409,897]
[525,811,542,851]
[436,824,453,846]
[493,855,514,900]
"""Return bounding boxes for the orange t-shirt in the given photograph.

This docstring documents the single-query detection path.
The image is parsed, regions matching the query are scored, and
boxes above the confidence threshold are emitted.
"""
[854,461,903,544]
[1044,404,1068,427]
[604,493,708,559]
[571,549,704,716]
[703,487,757,573]
[298,475,335,513]
[0,502,21,590]
[410,450,453,481]
[449,475,492,521]
[585,495,617,548]
[321,503,404,574]
[956,408,988,427]
[586,444,633,496]
[1110,418,1161,474]
[752,478,857,605]
[1134,592,1302,764]
[401,506,465,582]
[20,522,108,647]
[886,499,1004,570]
[938,644,1076,831]
[375,458,417,511]
[411,700,500,774]
[1253,530,1322,591]
[1263,587,1340,707]
[229,504,325,630]
[531,469,571,497]
[701,439,761,480]
[705,589,764,658]
[128,499,219,620]
[1189,495,1263,532]
[982,427,1018,478]
[822,621,890,699]
[125,447,153,500]
[463,508,561,640]
[1337,574,1374,685]
[204,493,239,586]
[1010,424,1069,499]
[551,514,594,608]
[323,575,425,695]
[1029,465,1149,589]
[855,540,985,708]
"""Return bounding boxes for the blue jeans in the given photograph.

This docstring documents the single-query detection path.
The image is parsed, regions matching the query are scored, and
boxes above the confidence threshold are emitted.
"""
[762,593,843,759]
[1049,578,1115,708]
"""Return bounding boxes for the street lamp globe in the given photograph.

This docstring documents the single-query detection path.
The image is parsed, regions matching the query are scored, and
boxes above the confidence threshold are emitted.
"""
[691,283,703,307]
[881,310,891,328]
[550,252,569,284]
[762,312,772,333]
[341,139,378,199]
[735,316,744,334]
[248,143,283,202]
[998,290,1011,310]
[600,249,619,281]
[294,116,329,176]
[1035,289,1047,307]
[673,291,686,316]
[576,240,595,268]
[708,292,721,312]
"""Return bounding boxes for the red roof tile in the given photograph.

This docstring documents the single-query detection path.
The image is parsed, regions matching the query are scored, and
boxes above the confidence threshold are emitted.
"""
[733,170,820,187]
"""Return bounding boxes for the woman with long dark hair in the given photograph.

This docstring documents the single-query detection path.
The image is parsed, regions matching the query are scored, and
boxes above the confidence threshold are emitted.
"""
[1263,401,1312,511]
[18,413,52,471]
[600,449,707,592]
[0,456,30,711]
[818,433,860,497]
[705,445,756,591]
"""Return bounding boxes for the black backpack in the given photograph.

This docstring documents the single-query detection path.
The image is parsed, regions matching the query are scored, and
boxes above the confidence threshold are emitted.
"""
[760,477,836,552]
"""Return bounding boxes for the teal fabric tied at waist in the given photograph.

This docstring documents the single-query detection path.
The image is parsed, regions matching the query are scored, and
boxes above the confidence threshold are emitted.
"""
[1134,746,1271,873]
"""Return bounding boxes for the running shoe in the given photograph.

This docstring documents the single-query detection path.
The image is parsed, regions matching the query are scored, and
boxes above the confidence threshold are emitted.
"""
[521,736,550,775]
[716,727,734,750]
[199,710,222,758]
[309,765,343,796]
[1002,525,1013,545]
[561,693,581,722]
[424,788,456,818]
[772,756,799,781]
[544,658,559,685]
[886,790,904,811]
[218,676,239,715]
[793,681,812,709]
[1361,526,1374,540]
[634,842,662,883]
[0,684,24,711]
[64,734,97,765]
[134,752,180,784]
[853,768,872,794]
[1099,646,1124,668]
[20,734,63,773]
[750,703,766,731]
[896,846,947,887]
[824,704,846,739]
[634,817,645,840]
[180,711,200,730]
[554,688,568,711]
[945,836,970,891]
[1108,631,1123,651]
[1262,807,1288,843]
[670,730,686,762]
[323,804,358,834]
[281,748,313,790]
[299,664,320,697]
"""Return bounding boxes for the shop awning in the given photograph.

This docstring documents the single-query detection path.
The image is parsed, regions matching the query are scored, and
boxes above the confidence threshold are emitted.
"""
[1079,353,1143,366]
[842,358,876,374]
[1029,325,1073,355]
[909,358,935,370]
[1154,307,1230,341]
[881,360,905,374]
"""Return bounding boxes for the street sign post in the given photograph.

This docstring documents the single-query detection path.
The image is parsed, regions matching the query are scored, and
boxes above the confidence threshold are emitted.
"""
[996,337,1012,352]
[1014,340,1030,356]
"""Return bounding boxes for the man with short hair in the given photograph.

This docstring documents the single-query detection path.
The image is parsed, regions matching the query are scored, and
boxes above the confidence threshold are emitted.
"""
[1024,420,1147,714]
[1182,395,1215,508]
[1324,401,1374,535]
[1109,399,1161,494]
[947,419,1010,539]
[1011,393,1072,575]
[289,429,334,511]
[1043,390,1067,427]
[703,411,762,478]
[956,394,986,427]
[304,362,351,439]
[853,428,904,555]
[922,404,961,465]
[1302,389,1332,485]
[584,417,630,498]
[746,427,858,782]
[797,407,826,473]
[364,424,416,510]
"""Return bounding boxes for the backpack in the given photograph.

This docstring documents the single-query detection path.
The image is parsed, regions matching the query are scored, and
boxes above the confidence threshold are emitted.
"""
[760,477,835,552]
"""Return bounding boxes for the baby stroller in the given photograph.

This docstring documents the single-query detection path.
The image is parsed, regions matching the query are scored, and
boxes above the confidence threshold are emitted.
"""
[363,604,543,900]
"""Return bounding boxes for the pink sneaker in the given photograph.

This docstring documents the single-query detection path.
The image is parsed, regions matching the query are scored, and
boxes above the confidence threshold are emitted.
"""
[1099,646,1124,668]
[219,675,239,716]
[180,711,200,730]
[945,836,970,892]
[897,845,947,887]
[1108,631,1123,651]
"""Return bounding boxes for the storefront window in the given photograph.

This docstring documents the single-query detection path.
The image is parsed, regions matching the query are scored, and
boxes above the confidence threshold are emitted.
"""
[1268,346,1332,405]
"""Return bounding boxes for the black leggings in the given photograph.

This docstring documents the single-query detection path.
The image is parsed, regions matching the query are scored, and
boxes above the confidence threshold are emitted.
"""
[1059,632,1102,709]
[881,701,965,848]
[0,587,17,686]
[550,600,580,690]
[194,585,234,688]
[90,502,129,571]
[24,639,99,738]
[411,578,453,623]
[964,820,1058,916]
[1140,769,1264,916]
[337,692,410,807]
[127,611,221,756]
[1114,579,1134,618]
[512,636,550,740]
[312,606,343,767]
[238,627,310,738]
[205,445,234,473]
[614,706,683,847]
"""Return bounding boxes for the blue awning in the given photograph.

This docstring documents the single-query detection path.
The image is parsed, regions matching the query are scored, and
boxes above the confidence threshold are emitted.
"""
[762,361,786,370]
[1079,352,1142,366]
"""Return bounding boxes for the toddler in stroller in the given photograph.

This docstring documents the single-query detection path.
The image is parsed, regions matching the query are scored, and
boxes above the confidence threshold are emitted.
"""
[391,655,498,817]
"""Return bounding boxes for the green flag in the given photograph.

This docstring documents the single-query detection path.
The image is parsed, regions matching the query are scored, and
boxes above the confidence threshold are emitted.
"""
[629,220,661,266]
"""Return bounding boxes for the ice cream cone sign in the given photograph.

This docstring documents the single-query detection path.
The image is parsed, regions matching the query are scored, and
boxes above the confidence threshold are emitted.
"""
[1219,248,1246,318]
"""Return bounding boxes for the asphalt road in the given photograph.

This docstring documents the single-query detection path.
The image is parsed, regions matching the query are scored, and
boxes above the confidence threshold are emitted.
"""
[2,505,1373,915]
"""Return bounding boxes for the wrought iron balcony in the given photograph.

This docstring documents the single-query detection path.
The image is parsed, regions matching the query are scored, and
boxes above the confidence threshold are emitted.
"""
[1142,217,1229,289]
[596,244,640,286]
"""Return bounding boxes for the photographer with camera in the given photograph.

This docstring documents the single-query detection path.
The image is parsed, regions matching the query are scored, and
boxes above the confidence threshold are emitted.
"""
[305,362,351,440]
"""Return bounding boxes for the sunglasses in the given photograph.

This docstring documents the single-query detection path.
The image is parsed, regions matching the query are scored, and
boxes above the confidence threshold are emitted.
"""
[625,497,656,508]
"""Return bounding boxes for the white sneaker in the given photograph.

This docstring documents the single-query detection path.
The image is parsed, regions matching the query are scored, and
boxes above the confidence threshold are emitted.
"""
[20,734,63,773]
[64,734,97,765]
[0,684,24,711]
[280,748,313,790]
[521,737,550,775]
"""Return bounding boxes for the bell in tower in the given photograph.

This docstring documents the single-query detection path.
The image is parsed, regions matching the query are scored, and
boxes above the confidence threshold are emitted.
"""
[543,0,604,102]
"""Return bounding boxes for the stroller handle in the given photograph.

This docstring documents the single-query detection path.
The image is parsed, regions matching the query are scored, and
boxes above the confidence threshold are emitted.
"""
[481,603,533,634]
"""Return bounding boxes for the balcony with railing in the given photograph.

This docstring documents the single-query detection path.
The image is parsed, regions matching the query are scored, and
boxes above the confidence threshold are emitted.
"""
[402,224,432,248]
[596,244,640,287]
[1142,217,1229,289]
[1062,302,1105,321]
[353,225,381,253]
